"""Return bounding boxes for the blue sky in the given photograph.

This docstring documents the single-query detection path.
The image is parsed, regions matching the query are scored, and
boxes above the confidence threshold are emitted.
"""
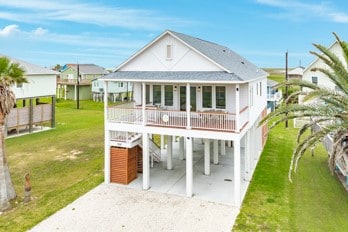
[1,0,348,69]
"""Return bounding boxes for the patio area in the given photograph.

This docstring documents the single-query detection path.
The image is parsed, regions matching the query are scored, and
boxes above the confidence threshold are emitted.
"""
[121,137,252,205]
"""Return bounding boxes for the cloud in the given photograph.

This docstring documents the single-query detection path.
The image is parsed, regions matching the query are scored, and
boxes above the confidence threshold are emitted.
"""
[255,0,348,23]
[32,27,48,36]
[0,1,193,30]
[0,24,19,36]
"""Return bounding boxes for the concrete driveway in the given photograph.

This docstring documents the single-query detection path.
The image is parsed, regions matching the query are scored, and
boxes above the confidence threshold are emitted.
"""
[30,184,239,232]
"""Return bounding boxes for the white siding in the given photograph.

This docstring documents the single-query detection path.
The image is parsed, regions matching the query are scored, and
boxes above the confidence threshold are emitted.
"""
[302,42,344,93]
[119,34,222,72]
[248,79,267,125]
[12,74,56,99]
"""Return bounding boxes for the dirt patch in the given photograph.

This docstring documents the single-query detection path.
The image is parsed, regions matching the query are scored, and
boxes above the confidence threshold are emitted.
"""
[55,150,83,161]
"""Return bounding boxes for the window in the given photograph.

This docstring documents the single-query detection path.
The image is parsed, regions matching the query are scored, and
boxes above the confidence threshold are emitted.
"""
[202,86,212,108]
[312,76,318,85]
[259,82,262,96]
[118,82,124,88]
[153,85,161,104]
[216,86,226,109]
[146,85,150,104]
[165,85,173,106]
[166,44,172,59]
[16,82,23,88]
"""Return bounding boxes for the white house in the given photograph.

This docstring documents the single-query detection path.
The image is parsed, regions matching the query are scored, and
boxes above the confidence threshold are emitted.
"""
[101,30,268,207]
[1,55,58,136]
[288,66,304,79]
[91,78,132,102]
[302,41,343,92]
[267,79,282,113]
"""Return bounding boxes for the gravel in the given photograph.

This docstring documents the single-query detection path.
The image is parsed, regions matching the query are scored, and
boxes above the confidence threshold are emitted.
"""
[30,183,239,232]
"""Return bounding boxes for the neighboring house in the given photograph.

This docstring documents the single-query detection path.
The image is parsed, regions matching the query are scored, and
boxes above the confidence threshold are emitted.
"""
[288,66,304,79]
[1,55,58,137]
[101,30,268,207]
[298,40,348,187]
[57,64,109,100]
[91,78,132,102]
[267,79,282,113]
[302,41,343,93]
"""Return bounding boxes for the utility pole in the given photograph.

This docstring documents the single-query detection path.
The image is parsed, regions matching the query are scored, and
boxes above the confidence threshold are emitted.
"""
[285,51,289,128]
[77,63,80,109]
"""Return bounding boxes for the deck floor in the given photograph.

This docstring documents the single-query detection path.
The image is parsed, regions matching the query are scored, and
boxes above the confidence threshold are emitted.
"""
[120,138,256,205]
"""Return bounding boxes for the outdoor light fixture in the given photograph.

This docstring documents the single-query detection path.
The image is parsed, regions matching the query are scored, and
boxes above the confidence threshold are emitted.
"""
[197,86,201,92]
[174,85,177,91]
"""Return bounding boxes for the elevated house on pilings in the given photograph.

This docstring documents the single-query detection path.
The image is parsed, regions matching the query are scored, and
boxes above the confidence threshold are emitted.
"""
[101,30,268,207]
[2,55,58,137]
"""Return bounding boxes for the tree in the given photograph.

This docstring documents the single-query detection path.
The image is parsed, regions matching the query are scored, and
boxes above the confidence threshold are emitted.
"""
[0,57,26,211]
[261,33,348,181]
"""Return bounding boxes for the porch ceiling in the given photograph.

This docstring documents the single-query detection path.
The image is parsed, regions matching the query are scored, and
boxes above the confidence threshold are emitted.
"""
[101,71,244,83]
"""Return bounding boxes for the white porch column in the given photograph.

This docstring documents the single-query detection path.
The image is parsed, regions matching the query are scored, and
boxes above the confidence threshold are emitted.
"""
[213,139,219,164]
[104,82,110,184]
[244,131,251,181]
[220,140,226,156]
[235,84,240,132]
[74,84,77,101]
[186,137,193,197]
[143,133,150,190]
[179,137,184,160]
[186,83,191,129]
[142,82,146,126]
[160,134,165,150]
[204,139,210,175]
[234,139,241,207]
[167,136,173,170]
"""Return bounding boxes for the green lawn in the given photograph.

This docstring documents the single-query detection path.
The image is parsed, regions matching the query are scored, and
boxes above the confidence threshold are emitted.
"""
[1,100,347,231]
[233,120,348,231]
[0,100,105,232]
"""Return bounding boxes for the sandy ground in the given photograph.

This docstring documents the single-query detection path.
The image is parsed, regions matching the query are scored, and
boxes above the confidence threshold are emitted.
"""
[30,183,239,232]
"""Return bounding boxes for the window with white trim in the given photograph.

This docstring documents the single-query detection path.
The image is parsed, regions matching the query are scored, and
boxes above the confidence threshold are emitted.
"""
[166,44,173,60]
[202,86,212,108]
[216,86,226,109]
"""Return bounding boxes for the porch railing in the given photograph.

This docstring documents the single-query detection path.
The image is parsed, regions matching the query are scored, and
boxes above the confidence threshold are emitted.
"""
[107,106,249,132]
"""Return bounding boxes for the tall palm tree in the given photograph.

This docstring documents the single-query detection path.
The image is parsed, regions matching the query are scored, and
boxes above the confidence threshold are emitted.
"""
[261,33,348,181]
[0,56,26,211]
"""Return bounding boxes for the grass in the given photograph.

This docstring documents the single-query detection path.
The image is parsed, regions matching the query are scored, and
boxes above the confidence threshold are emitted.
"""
[233,120,348,231]
[0,100,105,232]
[1,99,347,231]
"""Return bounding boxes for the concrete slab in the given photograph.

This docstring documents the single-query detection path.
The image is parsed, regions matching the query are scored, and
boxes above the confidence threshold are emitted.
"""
[30,184,239,232]
[127,138,252,205]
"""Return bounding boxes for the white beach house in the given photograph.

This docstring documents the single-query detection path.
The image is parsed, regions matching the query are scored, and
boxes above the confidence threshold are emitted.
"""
[101,30,268,206]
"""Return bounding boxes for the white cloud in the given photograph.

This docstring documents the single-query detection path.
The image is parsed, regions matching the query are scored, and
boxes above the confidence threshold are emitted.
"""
[32,27,48,36]
[0,24,19,36]
[255,0,348,23]
[0,1,193,30]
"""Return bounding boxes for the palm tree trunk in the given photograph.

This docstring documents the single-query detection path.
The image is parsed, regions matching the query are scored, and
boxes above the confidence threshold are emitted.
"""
[0,114,16,211]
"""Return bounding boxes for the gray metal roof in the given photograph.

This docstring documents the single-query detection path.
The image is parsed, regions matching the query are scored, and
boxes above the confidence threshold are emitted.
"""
[169,30,268,81]
[106,30,267,82]
[1,55,59,75]
[67,64,109,75]
[267,79,279,87]
[102,71,243,83]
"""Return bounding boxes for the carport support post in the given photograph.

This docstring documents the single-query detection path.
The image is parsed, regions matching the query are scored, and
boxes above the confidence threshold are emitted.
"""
[179,137,184,160]
[220,140,226,156]
[213,139,219,164]
[143,133,150,190]
[234,139,241,207]
[244,131,251,181]
[167,136,173,170]
[186,137,193,197]
[204,139,210,175]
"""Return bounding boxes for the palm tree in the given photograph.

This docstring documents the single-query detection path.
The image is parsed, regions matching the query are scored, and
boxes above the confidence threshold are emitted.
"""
[0,56,26,211]
[261,33,348,181]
